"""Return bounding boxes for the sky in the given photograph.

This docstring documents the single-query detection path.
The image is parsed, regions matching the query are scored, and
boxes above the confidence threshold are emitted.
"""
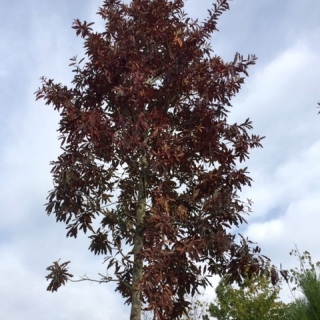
[1,0,320,319]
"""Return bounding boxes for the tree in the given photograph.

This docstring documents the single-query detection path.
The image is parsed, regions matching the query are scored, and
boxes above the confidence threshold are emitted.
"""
[285,271,320,320]
[36,0,267,319]
[208,263,288,320]
[286,246,320,295]
[176,292,210,320]
[143,292,210,320]
[284,247,320,320]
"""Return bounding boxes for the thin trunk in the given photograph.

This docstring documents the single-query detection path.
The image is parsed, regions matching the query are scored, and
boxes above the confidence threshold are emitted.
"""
[130,155,147,320]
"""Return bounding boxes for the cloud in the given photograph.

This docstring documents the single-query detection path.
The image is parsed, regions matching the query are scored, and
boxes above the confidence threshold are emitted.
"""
[0,247,129,320]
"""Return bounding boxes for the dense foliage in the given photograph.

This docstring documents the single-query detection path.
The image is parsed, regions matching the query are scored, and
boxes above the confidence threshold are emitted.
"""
[285,271,320,320]
[36,0,267,319]
[284,248,320,320]
[208,264,288,320]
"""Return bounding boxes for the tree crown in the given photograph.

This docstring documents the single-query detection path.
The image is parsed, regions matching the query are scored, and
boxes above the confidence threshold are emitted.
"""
[36,1,267,318]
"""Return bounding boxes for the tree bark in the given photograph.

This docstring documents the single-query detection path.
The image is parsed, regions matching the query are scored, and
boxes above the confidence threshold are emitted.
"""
[130,155,147,320]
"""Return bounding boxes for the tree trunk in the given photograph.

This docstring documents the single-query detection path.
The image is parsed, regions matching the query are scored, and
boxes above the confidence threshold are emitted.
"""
[130,155,147,320]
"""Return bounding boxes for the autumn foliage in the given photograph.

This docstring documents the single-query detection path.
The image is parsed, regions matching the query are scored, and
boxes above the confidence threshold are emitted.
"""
[36,0,267,319]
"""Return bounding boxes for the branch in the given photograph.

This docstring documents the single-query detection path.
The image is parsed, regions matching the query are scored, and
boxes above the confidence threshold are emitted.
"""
[114,240,135,264]
[70,273,132,289]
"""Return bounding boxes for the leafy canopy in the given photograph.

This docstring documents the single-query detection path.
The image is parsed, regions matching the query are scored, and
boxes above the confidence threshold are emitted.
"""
[208,263,288,320]
[36,0,267,319]
[284,247,320,320]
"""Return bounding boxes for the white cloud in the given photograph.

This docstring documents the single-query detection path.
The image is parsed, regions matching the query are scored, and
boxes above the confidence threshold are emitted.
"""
[0,249,129,320]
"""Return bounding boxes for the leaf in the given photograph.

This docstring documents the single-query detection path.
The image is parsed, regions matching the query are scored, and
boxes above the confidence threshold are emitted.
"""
[45,260,73,292]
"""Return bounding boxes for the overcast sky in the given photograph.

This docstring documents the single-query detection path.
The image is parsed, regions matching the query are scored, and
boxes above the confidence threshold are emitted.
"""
[1,0,320,319]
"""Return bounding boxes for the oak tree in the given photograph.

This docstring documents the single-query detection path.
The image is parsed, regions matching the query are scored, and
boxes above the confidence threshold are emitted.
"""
[36,0,267,319]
